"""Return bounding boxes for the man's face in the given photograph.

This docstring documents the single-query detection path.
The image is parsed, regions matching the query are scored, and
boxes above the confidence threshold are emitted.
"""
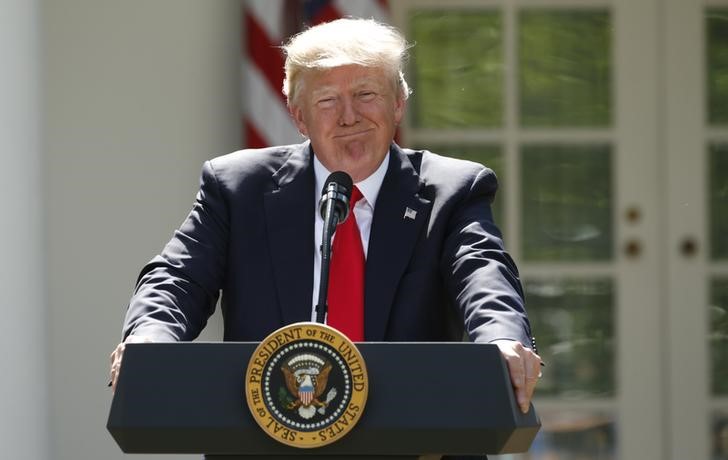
[290,65,405,182]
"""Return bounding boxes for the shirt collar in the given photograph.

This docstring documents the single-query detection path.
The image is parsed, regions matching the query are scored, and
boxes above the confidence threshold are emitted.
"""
[313,151,390,209]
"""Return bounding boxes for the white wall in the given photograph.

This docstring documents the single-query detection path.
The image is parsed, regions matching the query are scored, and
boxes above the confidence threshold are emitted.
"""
[0,0,49,458]
[43,1,241,458]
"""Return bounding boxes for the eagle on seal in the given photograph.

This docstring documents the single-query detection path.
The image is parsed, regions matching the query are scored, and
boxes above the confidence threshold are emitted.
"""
[281,353,336,419]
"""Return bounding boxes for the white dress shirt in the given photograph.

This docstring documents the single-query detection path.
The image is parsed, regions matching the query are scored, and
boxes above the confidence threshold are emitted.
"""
[310,153,390,321]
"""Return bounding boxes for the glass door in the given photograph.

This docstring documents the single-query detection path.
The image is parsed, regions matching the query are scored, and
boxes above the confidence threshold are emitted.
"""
[664,1,728,459]
[391,1,663,458]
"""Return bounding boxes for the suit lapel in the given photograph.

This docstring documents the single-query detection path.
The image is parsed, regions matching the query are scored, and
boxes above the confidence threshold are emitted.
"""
[364,145,432,341]
[263,142,315,326]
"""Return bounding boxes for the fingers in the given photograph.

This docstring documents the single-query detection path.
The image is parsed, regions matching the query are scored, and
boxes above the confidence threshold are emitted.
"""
[493,340,543,414]
[508,343,530,413]
[523,351,542,411]
[109,342,126,392]
[108,335,153,392]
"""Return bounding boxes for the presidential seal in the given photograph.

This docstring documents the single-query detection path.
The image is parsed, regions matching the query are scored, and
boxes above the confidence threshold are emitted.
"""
[244,322,368,448]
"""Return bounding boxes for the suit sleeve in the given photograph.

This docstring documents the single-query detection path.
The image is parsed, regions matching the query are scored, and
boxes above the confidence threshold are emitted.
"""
[440,166,533,347]
[121,160,228,341]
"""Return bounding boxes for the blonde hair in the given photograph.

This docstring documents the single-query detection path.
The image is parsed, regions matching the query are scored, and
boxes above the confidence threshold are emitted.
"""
[282,18,411,106]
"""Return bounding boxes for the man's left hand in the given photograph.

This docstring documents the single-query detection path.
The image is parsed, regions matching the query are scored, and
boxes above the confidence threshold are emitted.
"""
[492,339,542,414]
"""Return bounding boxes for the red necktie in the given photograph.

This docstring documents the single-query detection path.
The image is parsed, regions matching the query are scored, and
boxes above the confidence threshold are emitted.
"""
[327,186,365,341]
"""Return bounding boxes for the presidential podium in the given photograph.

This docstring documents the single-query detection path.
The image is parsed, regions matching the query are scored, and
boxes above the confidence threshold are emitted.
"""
[107,342,540,459]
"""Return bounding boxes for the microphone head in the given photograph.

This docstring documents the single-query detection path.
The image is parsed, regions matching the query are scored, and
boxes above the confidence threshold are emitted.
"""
[319,171,353,222]
[322,171,353,197]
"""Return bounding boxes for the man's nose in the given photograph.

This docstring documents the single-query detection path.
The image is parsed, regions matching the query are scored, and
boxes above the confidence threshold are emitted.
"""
[338,97,360,126]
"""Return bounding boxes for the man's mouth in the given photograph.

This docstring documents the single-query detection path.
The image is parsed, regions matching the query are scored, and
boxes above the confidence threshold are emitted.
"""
[334,128,373,139]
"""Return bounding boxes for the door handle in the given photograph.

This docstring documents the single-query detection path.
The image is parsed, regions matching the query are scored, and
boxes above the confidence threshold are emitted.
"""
[624,239,642,259]
[679,237,698,258]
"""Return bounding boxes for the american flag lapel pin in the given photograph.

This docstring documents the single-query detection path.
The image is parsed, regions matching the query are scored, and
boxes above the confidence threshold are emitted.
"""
[404,207,417,220]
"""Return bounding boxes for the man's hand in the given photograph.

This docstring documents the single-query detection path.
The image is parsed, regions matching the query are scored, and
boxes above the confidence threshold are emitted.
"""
[492,339,543,414]
[109,335,152,392]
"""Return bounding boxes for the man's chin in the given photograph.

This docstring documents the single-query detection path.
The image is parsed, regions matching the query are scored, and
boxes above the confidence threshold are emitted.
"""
[313,142,387,181]
[346,159,384,183]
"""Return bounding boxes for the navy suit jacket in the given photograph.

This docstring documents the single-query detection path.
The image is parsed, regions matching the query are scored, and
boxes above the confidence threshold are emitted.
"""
[123,142,532,346]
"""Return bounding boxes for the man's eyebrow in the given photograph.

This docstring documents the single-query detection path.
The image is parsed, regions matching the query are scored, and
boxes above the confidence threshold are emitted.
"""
[311,85,337,98]
[351,77,381,88]
[311,78,383,97]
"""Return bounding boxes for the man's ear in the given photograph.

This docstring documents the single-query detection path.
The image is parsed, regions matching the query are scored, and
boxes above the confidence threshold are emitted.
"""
[393,95,406,126]
[289,104,309,137]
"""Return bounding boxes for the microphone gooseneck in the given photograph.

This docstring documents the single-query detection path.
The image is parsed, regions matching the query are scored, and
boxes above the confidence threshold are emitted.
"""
[315,171,353,324]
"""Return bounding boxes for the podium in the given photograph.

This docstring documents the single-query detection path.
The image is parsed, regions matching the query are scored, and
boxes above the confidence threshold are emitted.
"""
[107,342,540,458]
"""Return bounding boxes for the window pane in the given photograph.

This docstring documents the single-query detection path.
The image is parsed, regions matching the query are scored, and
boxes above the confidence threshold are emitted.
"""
[710,144,728,260]
[418,144,504,227]
[711,278,728,395]
[409,11,503,128]
[707,9,728,125]
[492,411,616,460]
[525,278,615,397]
[521,144,613,261]
[519,10,612,127]
[712,412,728,460]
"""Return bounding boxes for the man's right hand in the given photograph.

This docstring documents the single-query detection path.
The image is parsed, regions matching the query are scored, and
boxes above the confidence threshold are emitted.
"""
[109,335,152,392]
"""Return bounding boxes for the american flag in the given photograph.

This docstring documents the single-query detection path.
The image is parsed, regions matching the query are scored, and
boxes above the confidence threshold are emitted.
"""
[243,0,390,148]
[299,383,314,406]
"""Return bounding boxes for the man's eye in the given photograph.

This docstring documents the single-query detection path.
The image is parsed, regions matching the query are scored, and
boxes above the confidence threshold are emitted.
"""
[359,92,376,101]
[317,98,336,107]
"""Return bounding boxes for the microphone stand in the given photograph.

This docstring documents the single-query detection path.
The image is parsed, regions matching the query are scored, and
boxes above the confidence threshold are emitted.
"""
[315,189,342,324]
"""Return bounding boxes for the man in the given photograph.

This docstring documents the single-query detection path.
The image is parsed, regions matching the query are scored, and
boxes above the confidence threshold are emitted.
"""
[110,18,541,415]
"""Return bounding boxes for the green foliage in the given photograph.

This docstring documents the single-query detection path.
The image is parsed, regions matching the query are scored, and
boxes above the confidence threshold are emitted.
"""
[519,10,612,127]
[710,145,728,260]
[711,279,728,395]
[278,386,294,407]
[707,10,728,125]
[409,11,503,128]
[525,279,615,397]
[521,144,613,261]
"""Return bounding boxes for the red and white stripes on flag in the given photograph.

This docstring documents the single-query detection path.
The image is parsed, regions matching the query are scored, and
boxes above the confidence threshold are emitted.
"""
[299,386,314,406]
[243,0,390,148]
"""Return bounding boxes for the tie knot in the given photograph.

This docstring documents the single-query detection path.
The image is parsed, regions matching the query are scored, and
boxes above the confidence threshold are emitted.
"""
[350,186,363,207]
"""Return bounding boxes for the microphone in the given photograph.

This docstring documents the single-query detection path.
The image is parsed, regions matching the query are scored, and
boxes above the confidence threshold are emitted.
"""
[315,171,353,324]
[318,171,353,224]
